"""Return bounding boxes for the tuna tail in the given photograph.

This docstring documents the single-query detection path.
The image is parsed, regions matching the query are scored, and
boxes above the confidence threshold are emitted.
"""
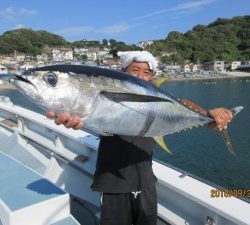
[220,106,244,156]
[230,106,244,116]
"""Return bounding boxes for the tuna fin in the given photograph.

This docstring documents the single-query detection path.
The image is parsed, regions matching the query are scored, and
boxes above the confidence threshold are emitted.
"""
[99,131,113,136]
[90,129,113,136]
[100,91,173,103]
[151,77,171,88]
[220,129,236,156]
[153,136,172,154]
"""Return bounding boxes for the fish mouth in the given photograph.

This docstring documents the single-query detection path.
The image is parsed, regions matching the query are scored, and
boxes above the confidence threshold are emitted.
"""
[11,75,38,91]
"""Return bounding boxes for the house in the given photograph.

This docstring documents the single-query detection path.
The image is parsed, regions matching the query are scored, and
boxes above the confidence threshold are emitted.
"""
[181,64,191,72]
[74,48,88,55]
[162,64,181,73]
[64,51,73,60]
[191,64,198,72]
[204,61,225,72]
[137,41,154,49]
[231,61,241,70]
[190,64,203,72]
[85,52,97,61]
[52,49,73,61]
[37,54,48,62]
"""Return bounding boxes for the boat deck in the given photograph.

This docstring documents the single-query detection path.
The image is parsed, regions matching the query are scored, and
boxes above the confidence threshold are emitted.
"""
[0,152,79,225]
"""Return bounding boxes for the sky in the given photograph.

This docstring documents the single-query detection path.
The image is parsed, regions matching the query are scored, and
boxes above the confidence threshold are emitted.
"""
[0,0,249,44]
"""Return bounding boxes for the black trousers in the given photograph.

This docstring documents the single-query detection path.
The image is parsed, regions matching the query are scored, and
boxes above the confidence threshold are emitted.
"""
[100,185,157,225]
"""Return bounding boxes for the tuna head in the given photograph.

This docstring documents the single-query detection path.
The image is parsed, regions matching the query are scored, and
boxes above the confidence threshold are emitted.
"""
[12,70,85,116]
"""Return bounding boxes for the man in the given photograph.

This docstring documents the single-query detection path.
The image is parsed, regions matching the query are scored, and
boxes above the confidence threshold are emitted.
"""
[47,51,232,225]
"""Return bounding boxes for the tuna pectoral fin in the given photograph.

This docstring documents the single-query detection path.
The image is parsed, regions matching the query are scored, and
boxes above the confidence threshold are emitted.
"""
[153,136,172,154]
[220,129,236,156]
[90,128,113,137]
[100,91,173,103]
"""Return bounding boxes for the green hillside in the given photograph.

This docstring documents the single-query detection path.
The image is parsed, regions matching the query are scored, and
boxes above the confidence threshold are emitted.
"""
[148,15,250,63]
[0,29,68,55]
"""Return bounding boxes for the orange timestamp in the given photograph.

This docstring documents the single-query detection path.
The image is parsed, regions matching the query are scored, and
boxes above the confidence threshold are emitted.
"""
[210,189,250,198]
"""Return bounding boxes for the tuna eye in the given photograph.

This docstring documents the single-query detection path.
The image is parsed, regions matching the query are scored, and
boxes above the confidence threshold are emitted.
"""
[43,72,58,86]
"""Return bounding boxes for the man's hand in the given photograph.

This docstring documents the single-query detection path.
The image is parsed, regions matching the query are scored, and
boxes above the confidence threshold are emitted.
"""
[46,111,84,130]
[207,108,233,131]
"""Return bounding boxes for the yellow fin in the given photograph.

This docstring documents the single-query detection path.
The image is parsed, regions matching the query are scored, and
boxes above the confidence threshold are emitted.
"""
[220,129,236,156]
[99,131,113,136]
[153,136,172,153]
[151,77,171,88]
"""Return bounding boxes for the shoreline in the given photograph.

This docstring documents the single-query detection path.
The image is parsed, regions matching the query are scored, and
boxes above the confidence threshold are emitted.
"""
[0,85,16,90]
[165,74,250,82]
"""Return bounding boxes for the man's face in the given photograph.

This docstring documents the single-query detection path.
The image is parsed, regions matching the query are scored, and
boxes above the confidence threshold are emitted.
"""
[124,61,154,81]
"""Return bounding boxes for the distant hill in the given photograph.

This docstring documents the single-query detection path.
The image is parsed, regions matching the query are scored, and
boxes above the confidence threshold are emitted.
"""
[0,15,249,63]
[0,29,141,56]
[0,29,68,55]
[149,15,250,63]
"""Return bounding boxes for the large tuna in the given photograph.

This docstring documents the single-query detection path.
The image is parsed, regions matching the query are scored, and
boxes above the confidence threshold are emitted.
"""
[11,65,243,154]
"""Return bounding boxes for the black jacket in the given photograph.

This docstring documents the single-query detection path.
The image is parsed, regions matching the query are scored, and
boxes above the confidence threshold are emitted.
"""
[92,135,156,193]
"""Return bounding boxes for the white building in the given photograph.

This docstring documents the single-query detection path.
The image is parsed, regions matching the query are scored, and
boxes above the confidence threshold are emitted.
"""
[85,52,97,61]
[74,48,88,55]
[204,61,225,72]
[137,41,154,49]
[231,61,241,70]
[37,54,48,62]
[52,49,73,61]
[182,64,191,72]
[52,49,63,61]
[65,51,73,60]
[192,64,198,72]
[162,64,181,72]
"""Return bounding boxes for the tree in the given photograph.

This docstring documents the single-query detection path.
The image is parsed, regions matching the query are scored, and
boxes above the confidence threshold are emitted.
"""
[102,39,108,46]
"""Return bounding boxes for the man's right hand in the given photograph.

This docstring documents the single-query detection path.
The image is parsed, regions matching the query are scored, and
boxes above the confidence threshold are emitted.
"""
[46,111,84,130]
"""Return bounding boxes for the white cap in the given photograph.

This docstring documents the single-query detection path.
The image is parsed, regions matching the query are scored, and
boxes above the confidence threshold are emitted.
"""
[118,51,158,72]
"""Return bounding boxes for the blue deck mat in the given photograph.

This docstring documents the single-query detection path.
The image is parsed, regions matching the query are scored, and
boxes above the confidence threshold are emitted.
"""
[0,152,65,211]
